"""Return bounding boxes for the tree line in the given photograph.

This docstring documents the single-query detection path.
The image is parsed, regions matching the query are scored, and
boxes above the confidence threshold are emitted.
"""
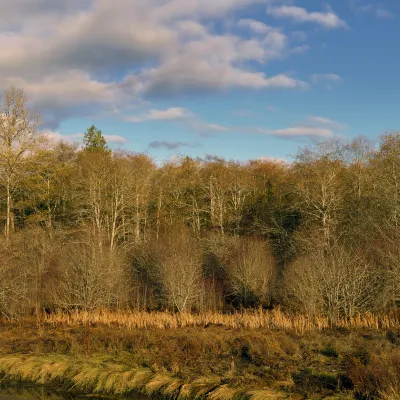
[1,86,400,320]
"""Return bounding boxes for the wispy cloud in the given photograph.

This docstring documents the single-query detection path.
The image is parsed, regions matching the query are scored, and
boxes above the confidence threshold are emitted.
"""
[289,45,310,54]
[205,124,230,132]
[257,156,288,164]
[350,1,395,19]
[375,7,394,18]
[311,73,342,84]
[44,131,127,144]
[238,18,272,34]
[267,6,347,29]
[258,126,334,138]
[104,135,128,144]
[257,116,345,138]
[123,106,230,136]
[124,107,190,122]
[308,116,345,130]
[148,141,199,150]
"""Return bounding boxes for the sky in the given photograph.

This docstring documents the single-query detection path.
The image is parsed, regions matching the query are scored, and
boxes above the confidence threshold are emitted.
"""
[1,0,399,163]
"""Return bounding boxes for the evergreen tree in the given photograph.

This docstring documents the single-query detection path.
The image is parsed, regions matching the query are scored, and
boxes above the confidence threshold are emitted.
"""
[83,125,109,152]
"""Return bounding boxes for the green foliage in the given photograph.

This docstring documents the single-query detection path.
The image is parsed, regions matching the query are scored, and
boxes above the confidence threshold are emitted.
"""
[83,125,109,152]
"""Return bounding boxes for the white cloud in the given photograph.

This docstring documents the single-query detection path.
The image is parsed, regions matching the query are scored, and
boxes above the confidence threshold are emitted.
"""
[43,131,81,144]
[267,6,347,29]
[205,124,230,132]
[120,31,305,96]
[126,107,190,122]
[308,116,344,129]
[257,156,288,164]
[104,135,127,144]
[123,106,230,136]
[258,126,334,138]
[44,131,127,145]
[257,116,344,138]
[263,74,308,89]
[153,0,269,21]
[289,44,310,54]
[238,19,272,34]
[0,0,311,127]
[176,21,208,37]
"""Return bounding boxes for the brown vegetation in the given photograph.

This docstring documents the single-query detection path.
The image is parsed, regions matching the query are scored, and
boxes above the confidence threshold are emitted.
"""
[1,318,400,399]
[36,308,400,333]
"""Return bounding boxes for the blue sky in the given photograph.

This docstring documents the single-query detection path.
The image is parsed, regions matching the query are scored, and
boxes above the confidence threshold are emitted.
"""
[1,0,398,162]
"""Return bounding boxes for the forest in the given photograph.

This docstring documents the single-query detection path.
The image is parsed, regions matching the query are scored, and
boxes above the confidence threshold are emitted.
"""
[1,86,400,321]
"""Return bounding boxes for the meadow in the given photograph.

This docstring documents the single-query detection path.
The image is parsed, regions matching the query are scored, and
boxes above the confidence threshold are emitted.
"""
[1,309,400,399]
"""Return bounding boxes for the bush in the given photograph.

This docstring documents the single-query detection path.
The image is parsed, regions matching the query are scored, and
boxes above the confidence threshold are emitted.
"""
[282,245,388,320]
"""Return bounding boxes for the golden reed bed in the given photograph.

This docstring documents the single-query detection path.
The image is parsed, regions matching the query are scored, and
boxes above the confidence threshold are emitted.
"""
[31,308,400,334]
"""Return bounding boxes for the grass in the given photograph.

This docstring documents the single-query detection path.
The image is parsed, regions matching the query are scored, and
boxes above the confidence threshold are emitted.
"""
[2,310,400,399]
[0,354,286,399]
[32,308,400,333]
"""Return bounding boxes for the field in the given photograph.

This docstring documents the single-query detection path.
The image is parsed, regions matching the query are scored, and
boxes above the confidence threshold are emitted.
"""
[1,310,400,399]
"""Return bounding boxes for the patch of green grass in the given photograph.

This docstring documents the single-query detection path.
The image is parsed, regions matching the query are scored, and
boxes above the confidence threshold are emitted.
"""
[320,344,339,358]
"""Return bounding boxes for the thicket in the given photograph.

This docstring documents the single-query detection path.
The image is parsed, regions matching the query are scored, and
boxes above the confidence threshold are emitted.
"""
[1,86,400,320]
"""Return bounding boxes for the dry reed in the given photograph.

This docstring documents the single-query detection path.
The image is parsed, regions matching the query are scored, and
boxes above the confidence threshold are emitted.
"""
[36,308,400,334]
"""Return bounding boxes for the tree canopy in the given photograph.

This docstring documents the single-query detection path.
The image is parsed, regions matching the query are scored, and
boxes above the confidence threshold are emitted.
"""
[83,125,109,152]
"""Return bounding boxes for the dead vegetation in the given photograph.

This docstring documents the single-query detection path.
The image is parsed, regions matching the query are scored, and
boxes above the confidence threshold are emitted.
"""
[38,308,400,334]
[1,320,400,399]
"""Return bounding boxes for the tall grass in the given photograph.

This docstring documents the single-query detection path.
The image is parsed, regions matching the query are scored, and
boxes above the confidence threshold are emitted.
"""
[0,354,287,400]
[36,308,400,334]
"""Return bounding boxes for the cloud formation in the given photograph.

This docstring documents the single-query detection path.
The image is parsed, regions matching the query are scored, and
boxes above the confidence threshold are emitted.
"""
[238,18,272,34]
[257,116,344,138]
[148,141,199,150]
[44,131,127,145]
[267,6,347,29]
[125,108,190,122]
[124,106,230,136]
[349,1,395,19]
[0,0,311,128]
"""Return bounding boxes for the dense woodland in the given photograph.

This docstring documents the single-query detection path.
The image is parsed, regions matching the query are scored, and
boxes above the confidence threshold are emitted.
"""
[1,86,400,320]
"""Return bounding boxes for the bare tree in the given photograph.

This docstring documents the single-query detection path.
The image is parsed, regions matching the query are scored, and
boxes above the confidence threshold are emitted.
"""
[293,141,346,248]
[0,87,41,239]
[158,228,203,312]
[226,237,276,307]
[53,233,128,310]
[283,245,388,320]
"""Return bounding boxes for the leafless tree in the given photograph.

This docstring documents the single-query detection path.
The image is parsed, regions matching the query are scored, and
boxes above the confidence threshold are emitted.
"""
[283,244,388,320]
[0,87,42,239]
[226,237,276,307]
[158,228,203,312]
[53,233,128,310]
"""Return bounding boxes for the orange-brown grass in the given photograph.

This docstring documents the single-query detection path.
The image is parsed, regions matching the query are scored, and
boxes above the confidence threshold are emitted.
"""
[34,308,400,334]
[1,317,400,399]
